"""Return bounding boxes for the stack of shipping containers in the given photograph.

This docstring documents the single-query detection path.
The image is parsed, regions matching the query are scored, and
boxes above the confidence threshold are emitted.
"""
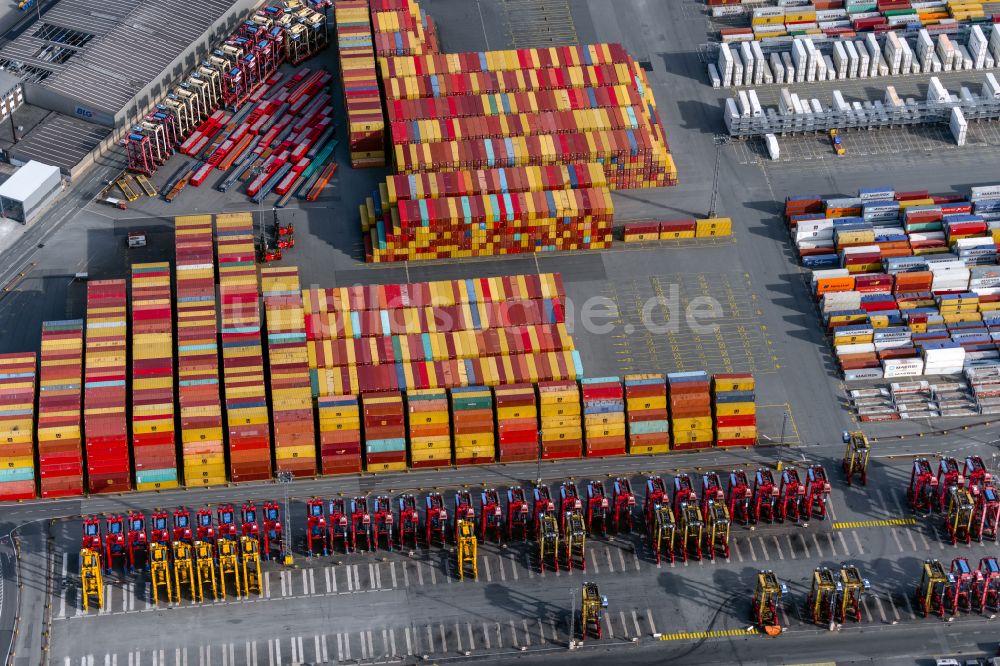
[370,0,438,57]
[37,321,85,497]
[580,377,626,457]
[493,383,538,462]
[407,388,451,467]
[316,395,362,473]
[84,280,131,493]
[712,373,758,447]
[335,0,386,167]
[175,215,226,487]
[0,353,36,500]
[667,372,713,450]
[215,213,272,482]
[261,267,317,476]
[450,385,495,465]
[130,263,179,490]
[623,374,669,455]
[537,380,582,459]
[362,391,406,471]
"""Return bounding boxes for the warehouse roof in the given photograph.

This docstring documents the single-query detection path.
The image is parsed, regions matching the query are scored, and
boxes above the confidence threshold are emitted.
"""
[0,0,235,115]
[11,113,111,174]
[0,160,60,202]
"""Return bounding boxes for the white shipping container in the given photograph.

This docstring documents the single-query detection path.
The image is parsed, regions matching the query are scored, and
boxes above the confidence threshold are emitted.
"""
[856,40,870,78]
[765,133,780,160]
[771,52,785,84]
[845,40,860,78]
[748,89,763,117]
[708,63,722,88]
[737,90,751,117]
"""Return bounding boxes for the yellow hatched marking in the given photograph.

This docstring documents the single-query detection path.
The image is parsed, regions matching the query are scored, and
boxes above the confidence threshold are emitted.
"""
[659,628,757,641]
[832,518,917,530]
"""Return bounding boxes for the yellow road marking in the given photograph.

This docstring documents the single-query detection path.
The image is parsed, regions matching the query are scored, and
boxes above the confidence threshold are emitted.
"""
[832,518,917,529]
[659,628,758,641]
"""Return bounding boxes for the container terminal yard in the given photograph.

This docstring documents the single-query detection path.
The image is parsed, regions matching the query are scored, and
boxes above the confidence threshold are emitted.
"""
[1,0,1000,665]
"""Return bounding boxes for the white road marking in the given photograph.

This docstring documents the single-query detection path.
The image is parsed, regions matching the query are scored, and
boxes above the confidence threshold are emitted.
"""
[336,634,343,662]
[837,531,849,556]
[745,537,757,560]
[402,561,410,587]
[757,537,769,561]
[618,549,627,571]
[346,567,354,592]
[483,556,492,582]
[497,555,506,582]
[280,571,288,597]
[872,594,887,623]
[416,561,425,586]
[405,627,413,655]
[359,633,368,659]
[388,628,397,656]
[482,621,491,649]
[508,552,519,580]
[320,635,328,662]
[323,567,331,593]
[523,619,531,646]
[390,562,398,588]
[646,608,657,635]
[812,534,823,558]
[890,529,905,553]
[619,611,629,637]
[510,620,518,647]
[772,536,784,560]
[274,639,280,666]
[313,636,320,665]
[632,609,642,635]
[605,546,614,572]
[851,530,865,555]
[467,622,476,650]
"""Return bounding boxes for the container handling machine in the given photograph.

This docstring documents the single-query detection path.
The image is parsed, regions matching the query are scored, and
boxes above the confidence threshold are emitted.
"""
[701,472,725,516]
[306,497,328,557]
[196,508,216,552]
[456,519,478,580]
[425,492,448,546]
[79,548,104,611]
[752,469,779,524]
[842,430,871,486]
[703,499,730,560]
[454,491,476,543]
[397,494,420,549]
[194,540,219,602]
[727,470,753,526]
[975,557,1000,613]
[149,542,173,605]
[965,455,993,491]
[937,457,966,513]
[351,497,373,552]
[241,502,260,543]
[945,486,976,546]
[947,557,979,614]
[82,517,102,552]
[560,482,583,533]
[126,512,148,573]
[262,501,283,560]
[806,567,841,627]
[104,515,126,574]
[241,535,263,596]
[533,484,556,532]
[150,511,170,547]
[838,564,870,623]
[650,503,676,565]
[373,496,394,551]
[217,504,238,541]
[908,459,938,514]
[172,541,196,603]
[480,489,504,543]
[611,477,636,533]
[586,481,610,537]
[507,488,531,541]
[218,538,243,599]
[778,467,805,523]
[915,559,953,618]
[579,582,608,641]
[751,570,787,635]
[538,512,560,573]
[972,485,1000,543]
[329,498,351,552]
[803,465,832,520]
[172,508,193,544]
[564,509,587,571]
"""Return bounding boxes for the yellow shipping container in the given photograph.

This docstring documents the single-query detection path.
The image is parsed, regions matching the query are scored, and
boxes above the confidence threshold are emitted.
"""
[695,217,732,237]
[672,428,715,444]
[714,402,756,417]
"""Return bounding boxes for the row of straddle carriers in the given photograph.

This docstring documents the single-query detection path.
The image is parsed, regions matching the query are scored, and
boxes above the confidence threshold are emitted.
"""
[908,456,1000,545]
[916,557,1000,618]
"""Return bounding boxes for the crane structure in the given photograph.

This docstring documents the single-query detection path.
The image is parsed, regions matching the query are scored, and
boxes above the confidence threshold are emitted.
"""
[611,478,636,533]
[172,541,196,603]
[937,458,966,512]
[651,504,676,565]
[908,459,938,514]
[456,519,478,580]
[195,509,216,552]
[241,502,260,543]
[262,502,283,560]
[564,511,587,572]
[677,499,704,562]
[915,559,951,618]
[507,488,531,541]
[149,542,173,605]
[82,517,102,552]
[306,498,328,556]
[425,493,448,546]
[841,431,871,486]
[972,486,1000,542]
[778,468,806,522]
[104,515,126,574]
[806,567,840,626]
[79,548,104,611]
[672,474,698,516]
[752,570,786,635]
[537,513,560,573]
[700,473,725,515]
[586,481,610,537]
[217,504,238,541]
[752,469,779,524]
[975,557,1000,613]
[533,485,556,531]
[453,491,476,542]
[945,486,975,546]
[373,496,395,551]
[559,482,583,533]
[172,508,193,544]
[126,512,148,573]
[947,557,979,614]
[150,511,170,547]
[480,489,504,543]
[194,541,219,602]
[842,565,871,623]
[241,536,263,596]
[579,582,607,641]
[217,538,243,599]
[703,500,730,560]
[803,465,832,520]
[645,476,671,527]
[727,470,753,525]
[397,495,420,549]
[329,498,351,553]
[351,497,373,552]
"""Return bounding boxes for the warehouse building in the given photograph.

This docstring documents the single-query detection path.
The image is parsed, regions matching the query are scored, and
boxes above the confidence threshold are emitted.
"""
[0,0,259,177]
[0,159,62,223]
